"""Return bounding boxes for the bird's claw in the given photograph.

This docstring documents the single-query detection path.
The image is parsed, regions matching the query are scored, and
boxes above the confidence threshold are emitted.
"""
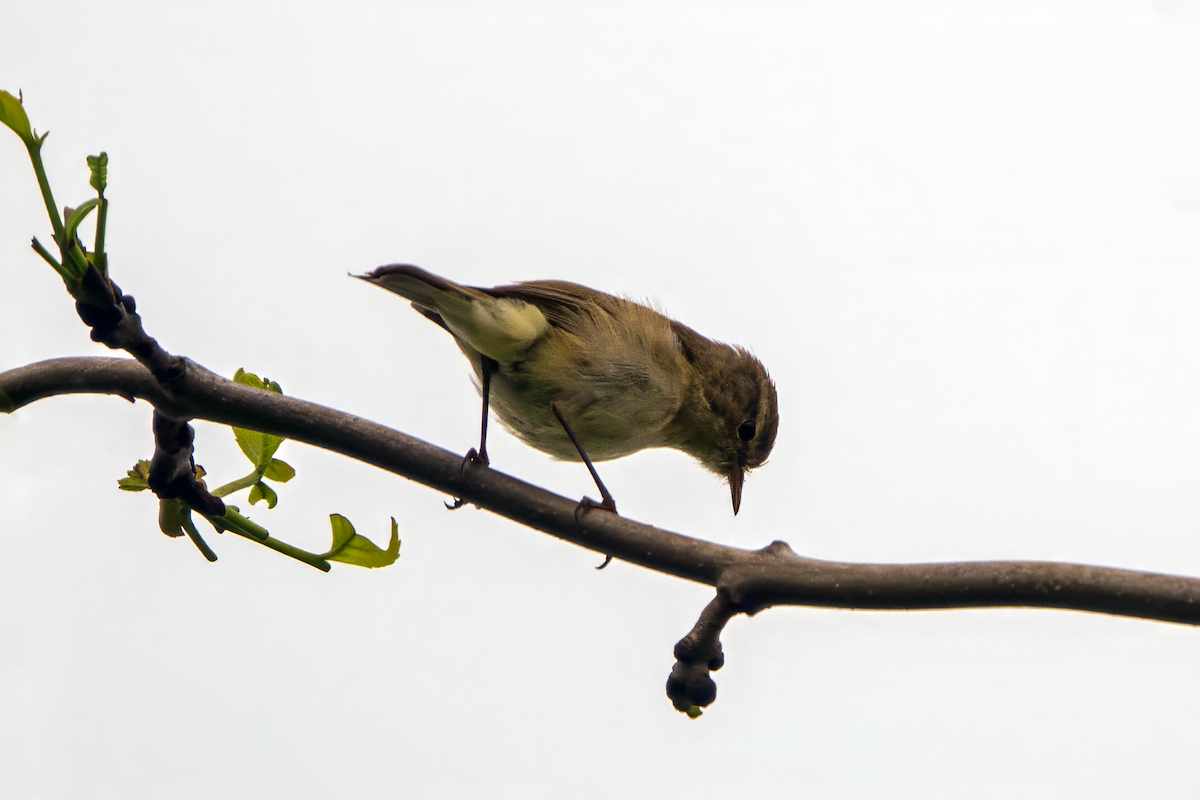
[572,496,618,569]
[446,448,490,510]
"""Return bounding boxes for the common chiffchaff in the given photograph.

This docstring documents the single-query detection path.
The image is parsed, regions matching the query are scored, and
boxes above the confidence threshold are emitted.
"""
[358,265,778,514]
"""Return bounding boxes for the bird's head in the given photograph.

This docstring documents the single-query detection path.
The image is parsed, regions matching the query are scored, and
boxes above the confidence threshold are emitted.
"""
[673,346,778,514]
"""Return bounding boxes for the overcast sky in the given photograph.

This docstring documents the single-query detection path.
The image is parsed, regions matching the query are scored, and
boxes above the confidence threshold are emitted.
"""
[4,1,1200,796]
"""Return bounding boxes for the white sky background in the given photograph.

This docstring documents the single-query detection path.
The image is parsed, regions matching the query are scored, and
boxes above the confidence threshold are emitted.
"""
[3,0,1200,796]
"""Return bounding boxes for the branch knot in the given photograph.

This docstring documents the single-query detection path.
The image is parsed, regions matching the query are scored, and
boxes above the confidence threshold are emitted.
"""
[147,411,225,516]
[666,591,738,717]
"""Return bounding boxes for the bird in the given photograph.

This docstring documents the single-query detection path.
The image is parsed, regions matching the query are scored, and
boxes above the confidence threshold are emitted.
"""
[357,264,778,515]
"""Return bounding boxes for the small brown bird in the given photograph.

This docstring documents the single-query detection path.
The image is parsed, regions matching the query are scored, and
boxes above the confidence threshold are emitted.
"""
[358,265,778,514]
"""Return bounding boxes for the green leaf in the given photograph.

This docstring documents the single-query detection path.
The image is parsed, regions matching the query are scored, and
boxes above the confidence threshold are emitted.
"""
[0,90,34,146]
[116,475,147,491]
[231,369,286,468]
[233,369,282,394]
[64,198,100,244]
[248,481,278,508]
[326,513,355,552]
[233,368,264,390]
[262,458,295,482]
[322,515,400,568]
[87,152,108,194]
[117,460,151,491]
[232,425,283,467]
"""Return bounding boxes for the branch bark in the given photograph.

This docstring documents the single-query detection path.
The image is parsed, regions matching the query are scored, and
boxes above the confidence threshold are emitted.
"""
[5,355,1200,625]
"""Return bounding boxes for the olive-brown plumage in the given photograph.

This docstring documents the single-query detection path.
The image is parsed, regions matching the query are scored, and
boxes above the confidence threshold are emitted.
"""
[358,264,778,513]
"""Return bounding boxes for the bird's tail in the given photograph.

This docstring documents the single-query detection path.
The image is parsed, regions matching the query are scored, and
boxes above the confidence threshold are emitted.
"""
[357,264,548,363]
[357,263,482,311]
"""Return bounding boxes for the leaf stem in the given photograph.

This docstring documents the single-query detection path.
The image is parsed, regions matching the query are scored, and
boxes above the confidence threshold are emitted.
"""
[198,509,331,571]
[93,197,108,277]
[210,471,262,498]
[24,139,89,279]
[205,506,268,540]
[25,139,65,248]
[179,509,219,562]
[251,535,332,572]
[30,237,72,281]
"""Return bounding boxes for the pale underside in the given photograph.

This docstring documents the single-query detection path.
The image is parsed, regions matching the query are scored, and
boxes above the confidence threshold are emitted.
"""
[448,294,688,462]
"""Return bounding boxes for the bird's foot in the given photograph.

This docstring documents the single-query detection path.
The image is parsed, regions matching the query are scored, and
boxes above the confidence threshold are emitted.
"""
[574,494,618,522]
[461,447,490,470]
[445,448,490,510]
[573,495,618,569]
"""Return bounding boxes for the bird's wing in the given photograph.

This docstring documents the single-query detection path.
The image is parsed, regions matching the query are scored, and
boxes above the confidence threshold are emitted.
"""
[483,280,625,333]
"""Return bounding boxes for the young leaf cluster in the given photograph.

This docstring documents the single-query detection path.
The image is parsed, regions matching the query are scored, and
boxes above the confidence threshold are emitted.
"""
[217,369,296,509]
[1,90,108,293]
[116,370,399,571]
[2,91,398,575]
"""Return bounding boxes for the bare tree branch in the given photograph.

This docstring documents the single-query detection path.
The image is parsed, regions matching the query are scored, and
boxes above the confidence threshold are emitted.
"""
[8,353,1200,714]
[5,355,1200,626]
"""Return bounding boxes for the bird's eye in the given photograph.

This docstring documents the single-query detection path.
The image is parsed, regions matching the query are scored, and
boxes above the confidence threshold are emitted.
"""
[737,420,756,441]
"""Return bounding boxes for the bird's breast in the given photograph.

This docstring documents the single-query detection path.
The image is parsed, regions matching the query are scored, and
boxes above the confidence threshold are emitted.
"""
[479,318,688,462]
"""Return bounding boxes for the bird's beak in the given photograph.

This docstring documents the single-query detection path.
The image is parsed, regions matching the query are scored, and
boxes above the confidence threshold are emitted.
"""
[729,465,744,515]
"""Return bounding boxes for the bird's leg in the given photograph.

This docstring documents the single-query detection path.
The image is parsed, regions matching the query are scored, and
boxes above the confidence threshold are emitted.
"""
[550,403,617,514]
[446,356,497,510]
[550,402,617,569]
[470,355,495,467]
